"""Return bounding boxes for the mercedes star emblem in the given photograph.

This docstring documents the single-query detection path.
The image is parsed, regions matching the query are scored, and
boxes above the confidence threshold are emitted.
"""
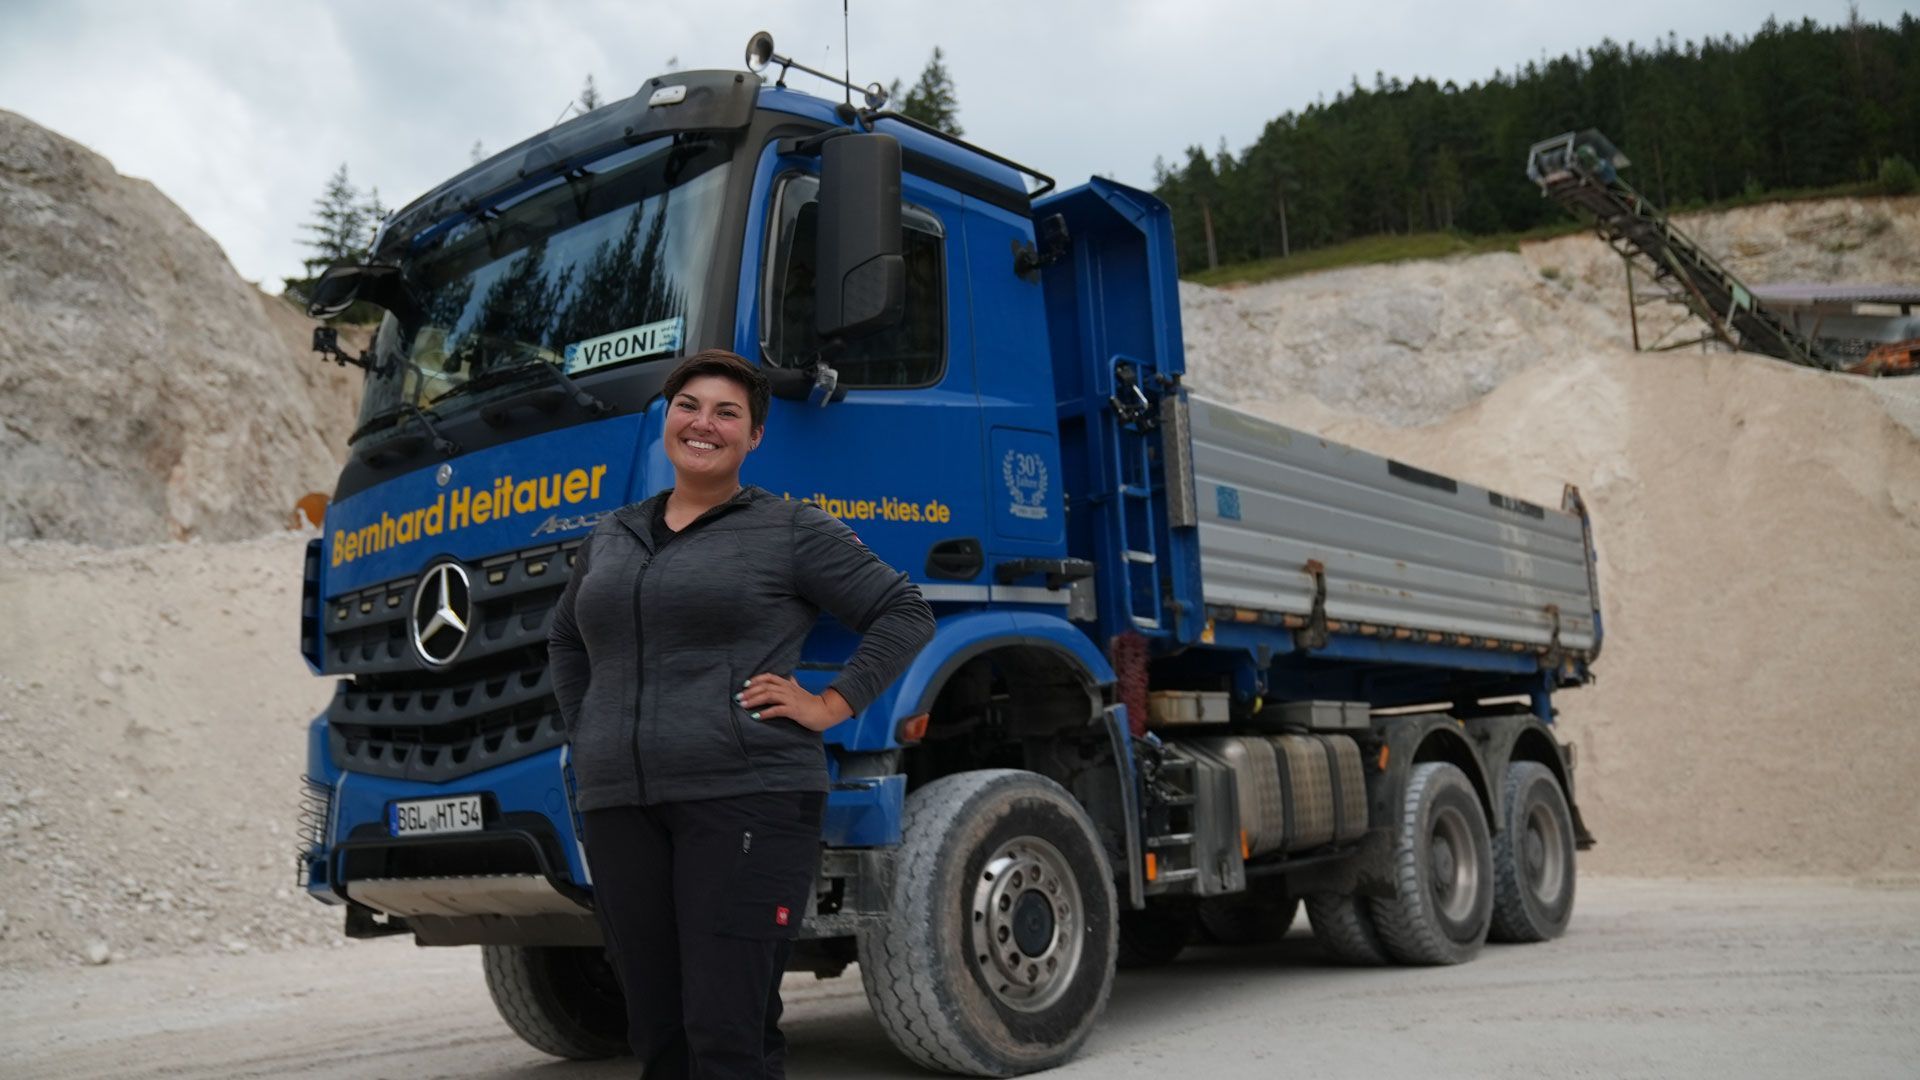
[410,562,471,667]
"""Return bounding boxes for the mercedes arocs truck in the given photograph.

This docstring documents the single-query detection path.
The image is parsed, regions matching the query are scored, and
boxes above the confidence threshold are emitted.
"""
[297,35,1599,1075]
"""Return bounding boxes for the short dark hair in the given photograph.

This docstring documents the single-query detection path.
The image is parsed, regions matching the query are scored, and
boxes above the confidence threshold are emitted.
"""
[662,349,770,432]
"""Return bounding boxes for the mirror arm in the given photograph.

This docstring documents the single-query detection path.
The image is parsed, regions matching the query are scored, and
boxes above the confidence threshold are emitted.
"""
[807,362,840,408]
[767,341,848,407]
[311,326,380,373]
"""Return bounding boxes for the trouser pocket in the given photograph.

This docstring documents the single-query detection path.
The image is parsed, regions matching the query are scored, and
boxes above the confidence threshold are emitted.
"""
[713,791,825,941]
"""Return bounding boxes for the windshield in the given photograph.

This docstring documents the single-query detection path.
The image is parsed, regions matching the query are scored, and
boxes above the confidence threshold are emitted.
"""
[353,134,732,441]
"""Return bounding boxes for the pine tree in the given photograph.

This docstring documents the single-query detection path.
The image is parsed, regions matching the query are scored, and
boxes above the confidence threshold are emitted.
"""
[578,74,602,114]
[298,164,369,280]
[897,47,963,136]
[469,140,486,165]
[361,186,388,251]
[1182,146,1220,271]
[1148,13,1920,275]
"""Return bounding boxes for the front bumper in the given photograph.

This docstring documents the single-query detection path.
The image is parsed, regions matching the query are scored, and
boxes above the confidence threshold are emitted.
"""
[299,715,909,944]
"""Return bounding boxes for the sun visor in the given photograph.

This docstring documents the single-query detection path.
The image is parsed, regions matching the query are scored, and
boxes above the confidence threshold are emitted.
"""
[379,70,759,255]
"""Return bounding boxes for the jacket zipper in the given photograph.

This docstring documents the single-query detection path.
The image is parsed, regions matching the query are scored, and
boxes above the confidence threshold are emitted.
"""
[630,551,651,805]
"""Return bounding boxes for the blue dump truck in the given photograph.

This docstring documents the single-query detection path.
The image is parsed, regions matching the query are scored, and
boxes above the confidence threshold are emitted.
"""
[297,36,1600,1076]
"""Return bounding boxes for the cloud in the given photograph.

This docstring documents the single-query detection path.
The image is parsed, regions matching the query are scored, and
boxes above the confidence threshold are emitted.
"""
[2,0,1902,289]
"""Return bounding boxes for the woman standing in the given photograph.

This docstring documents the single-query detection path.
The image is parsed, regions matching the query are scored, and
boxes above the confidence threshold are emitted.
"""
[547,349,935,1078]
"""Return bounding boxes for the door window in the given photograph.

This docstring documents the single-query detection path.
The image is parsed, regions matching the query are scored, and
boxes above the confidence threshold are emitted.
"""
[761,173,946,388]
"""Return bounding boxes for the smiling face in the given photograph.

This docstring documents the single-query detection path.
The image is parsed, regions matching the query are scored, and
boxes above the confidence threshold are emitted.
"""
[663,373,762,486]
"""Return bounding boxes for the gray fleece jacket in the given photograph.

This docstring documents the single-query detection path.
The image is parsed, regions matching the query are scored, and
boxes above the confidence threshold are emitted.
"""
[547,485,934,810]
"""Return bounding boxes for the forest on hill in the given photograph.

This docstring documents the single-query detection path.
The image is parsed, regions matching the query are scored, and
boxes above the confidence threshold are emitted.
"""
[1152,14,1920,275]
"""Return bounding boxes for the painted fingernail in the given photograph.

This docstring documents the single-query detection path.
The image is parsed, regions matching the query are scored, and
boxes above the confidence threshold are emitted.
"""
[734,693,743,703]
[742,679,752,687]
[750,711,761,720]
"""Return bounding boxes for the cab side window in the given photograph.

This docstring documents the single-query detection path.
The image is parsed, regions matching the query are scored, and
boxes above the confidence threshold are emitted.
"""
[762,173,945,388]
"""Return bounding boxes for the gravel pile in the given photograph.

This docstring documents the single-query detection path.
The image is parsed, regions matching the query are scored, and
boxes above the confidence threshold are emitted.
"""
[0,534,342,970]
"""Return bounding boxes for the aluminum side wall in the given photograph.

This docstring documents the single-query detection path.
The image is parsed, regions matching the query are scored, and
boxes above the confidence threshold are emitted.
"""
[1187,396,1597,651]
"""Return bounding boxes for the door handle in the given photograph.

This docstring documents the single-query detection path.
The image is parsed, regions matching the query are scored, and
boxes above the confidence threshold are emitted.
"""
[926,538,984,581]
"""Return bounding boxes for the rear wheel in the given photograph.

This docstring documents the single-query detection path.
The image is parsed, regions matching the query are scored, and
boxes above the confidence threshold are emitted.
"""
[1368,762,1494,965]
[482,944,628,1059]
[1305,893,1392,965]
[1489,761,1577,942]
[857,770,1118,1076]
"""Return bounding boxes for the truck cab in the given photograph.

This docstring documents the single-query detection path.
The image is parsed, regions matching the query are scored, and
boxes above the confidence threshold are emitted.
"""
[300,52,1597,1076]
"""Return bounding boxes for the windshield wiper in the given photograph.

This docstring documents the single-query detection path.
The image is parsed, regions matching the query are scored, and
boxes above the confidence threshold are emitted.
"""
[398,402,461,456]
[432,357,613,417]
[349,401,460,464]
[349,405,408,445]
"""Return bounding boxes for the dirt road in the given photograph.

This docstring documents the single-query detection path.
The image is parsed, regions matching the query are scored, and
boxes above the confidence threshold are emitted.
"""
[3,878,1916,1079]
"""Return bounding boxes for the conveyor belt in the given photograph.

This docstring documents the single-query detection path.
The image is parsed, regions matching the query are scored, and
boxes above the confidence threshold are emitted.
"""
[1526,130,1839,371]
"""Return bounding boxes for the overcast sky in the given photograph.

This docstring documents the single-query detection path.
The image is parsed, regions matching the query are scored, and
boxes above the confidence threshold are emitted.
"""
[1,0,1903,290]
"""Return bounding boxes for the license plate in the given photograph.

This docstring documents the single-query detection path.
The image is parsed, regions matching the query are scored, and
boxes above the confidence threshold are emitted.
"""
[389,794,484,836]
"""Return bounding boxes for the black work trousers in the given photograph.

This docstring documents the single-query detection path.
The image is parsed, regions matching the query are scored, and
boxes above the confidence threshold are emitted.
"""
[581,790,825,1080]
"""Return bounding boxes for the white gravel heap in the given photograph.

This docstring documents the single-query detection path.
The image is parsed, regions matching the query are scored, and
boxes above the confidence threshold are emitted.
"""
[0,109,359,545]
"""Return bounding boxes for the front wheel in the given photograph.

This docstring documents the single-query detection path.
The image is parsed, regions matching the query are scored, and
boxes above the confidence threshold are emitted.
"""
[857,770,1119,1076]
[482,944,628,1059]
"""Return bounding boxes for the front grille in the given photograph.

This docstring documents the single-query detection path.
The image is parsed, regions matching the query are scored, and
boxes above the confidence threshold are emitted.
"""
[329,668,569,783]
[321,539,584,782]
[322,541,583,676]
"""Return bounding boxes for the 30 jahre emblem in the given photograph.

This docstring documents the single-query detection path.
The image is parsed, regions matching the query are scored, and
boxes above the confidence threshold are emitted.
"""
[1001,450,1049,521]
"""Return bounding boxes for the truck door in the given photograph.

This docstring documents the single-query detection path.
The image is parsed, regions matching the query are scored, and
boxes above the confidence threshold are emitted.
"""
[744,165,987,615]
[960,197,1069,596]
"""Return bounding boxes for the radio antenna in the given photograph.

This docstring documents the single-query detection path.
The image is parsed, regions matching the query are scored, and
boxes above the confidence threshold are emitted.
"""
[842,0,852,106]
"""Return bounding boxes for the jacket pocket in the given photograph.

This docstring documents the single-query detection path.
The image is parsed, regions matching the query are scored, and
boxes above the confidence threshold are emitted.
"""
[647,648,751,780]
[568,690,633,799]
[735,678,824,772]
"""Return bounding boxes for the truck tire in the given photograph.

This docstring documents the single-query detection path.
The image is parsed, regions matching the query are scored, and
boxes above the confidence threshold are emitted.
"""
[1305,893,1392,965]
[1489,761,1577,943]
[1116,905,1192,968]
[1196,894,1298,945]
[857,769,1118,1076]
[481,944,628,1060]
[1368,762,1494,965]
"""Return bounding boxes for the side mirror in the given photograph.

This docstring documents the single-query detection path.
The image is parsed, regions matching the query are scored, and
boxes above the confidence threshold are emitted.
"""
[305,262,416,322]
[815,133,905,340]
[306,265,364,320]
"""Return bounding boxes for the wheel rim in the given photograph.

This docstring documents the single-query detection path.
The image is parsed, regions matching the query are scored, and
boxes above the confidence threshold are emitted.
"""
[1427,805,1482,925]
[1521,797,1568,905]
[969,835,1083,1012]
